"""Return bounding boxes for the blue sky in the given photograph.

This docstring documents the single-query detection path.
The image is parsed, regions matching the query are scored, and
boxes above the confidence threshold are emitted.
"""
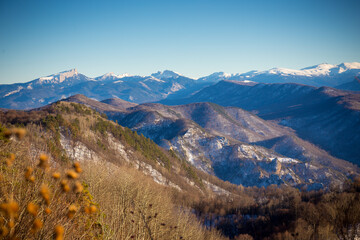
[0,0,359,83]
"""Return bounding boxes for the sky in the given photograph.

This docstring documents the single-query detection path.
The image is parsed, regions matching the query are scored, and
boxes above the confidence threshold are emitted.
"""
[0,0,360,84]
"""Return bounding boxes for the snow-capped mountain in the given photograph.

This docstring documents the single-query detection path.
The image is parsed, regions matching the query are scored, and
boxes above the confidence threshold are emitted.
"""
[32,69,92,85]
[0,69,207,109]
[95,72,132,82]
[151,70,184,79]
[199,62,360,87]
[1,62,359,110]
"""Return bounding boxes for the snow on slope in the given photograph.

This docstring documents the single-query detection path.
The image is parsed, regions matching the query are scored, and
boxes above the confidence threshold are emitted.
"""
[37,69,79,84]
[151,70,184,79]
[198,62,360,87]
[4,86,24,97]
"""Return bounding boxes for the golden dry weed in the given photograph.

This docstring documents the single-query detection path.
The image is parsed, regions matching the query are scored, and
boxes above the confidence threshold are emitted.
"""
[31,218,43,233]
[60,180,70,192]
[54,225,64,240]
[66,170,78,179]
[27,202,39,216]
[38,154,49,169]
[6,153,15,166]
[0,200,19,218]
[39,184,51,205]
[52,172,61,179]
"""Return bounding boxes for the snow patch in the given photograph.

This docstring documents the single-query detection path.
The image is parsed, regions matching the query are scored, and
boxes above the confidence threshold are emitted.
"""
[4,86,23,97]
[170,82,184,92]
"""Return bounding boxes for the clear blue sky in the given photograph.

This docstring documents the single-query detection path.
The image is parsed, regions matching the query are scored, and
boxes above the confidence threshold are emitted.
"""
[1,0,359,84]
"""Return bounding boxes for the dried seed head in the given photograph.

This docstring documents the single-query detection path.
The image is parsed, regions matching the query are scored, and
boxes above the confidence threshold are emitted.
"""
[73,162,80,168]
[60,180,70,192]
[84,205,97,214]
[52,172,61,179]
[66,170,78,179]
[27,202,39,216]
[0,200,19,217]
[39,184,51,205]
[84,206,90,214]
[8,220,15,228]
[14,128,26,139]
[90,205,97,213]
[39,154,48,162]
[67,205,77,218]
[29,175,35,182]
[73,162,82,171]
[6,153,15,166]
[54,225,64,240]
[3,129,12,139]
[38,154,49,169]
[74,166,82,173]
[73,181,83,193]
[31,218,43,233]
[45,208,52,214]
[25,167,34,181]
[0,226,9,237]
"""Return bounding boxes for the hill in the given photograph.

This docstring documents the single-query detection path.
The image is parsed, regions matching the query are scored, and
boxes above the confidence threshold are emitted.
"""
[160,81,360,166]
[62,95,358,189]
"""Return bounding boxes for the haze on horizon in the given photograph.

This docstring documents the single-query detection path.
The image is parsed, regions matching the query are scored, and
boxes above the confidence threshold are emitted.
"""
[0,0,359,84]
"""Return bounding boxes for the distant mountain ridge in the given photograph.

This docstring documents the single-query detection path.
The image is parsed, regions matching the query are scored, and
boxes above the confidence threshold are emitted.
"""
[0,69,212,109]
[1,62,359,110]
[160,80,360,166]
[199,62,360,87]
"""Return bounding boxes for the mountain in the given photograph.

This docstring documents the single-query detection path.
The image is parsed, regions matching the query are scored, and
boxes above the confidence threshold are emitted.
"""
[160,80,360,166]
[1,62,359,109]
[2,89,360,240]
[151,70,183,79]
[101,97,138,110]
[62,95,358,189]
[0,100,238,196]
[0,69,210,110]
[199,62,360,87]
[335,76,360,91]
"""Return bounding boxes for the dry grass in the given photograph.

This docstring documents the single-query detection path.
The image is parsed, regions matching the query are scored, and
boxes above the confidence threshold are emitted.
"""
[0,128,100,239]
[82,161,226,240]
[0,126,227,240]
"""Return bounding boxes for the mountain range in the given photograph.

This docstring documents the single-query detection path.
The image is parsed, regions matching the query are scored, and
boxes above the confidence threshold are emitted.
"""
[161,80,360,166]
[1,62,360,110]
[199,62,360,87]
[60,94,358,189]
[1,62,360,189]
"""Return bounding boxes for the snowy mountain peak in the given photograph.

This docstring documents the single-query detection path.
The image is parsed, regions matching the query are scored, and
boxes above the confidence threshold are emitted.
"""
[301,63,337,71]
[96,72,131,81]
[37,69,79,84]
[197,71,234,82]
[338,62,360,70]
[151,70,182,79]
[266,62,360,77]
[209,72,233,78]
